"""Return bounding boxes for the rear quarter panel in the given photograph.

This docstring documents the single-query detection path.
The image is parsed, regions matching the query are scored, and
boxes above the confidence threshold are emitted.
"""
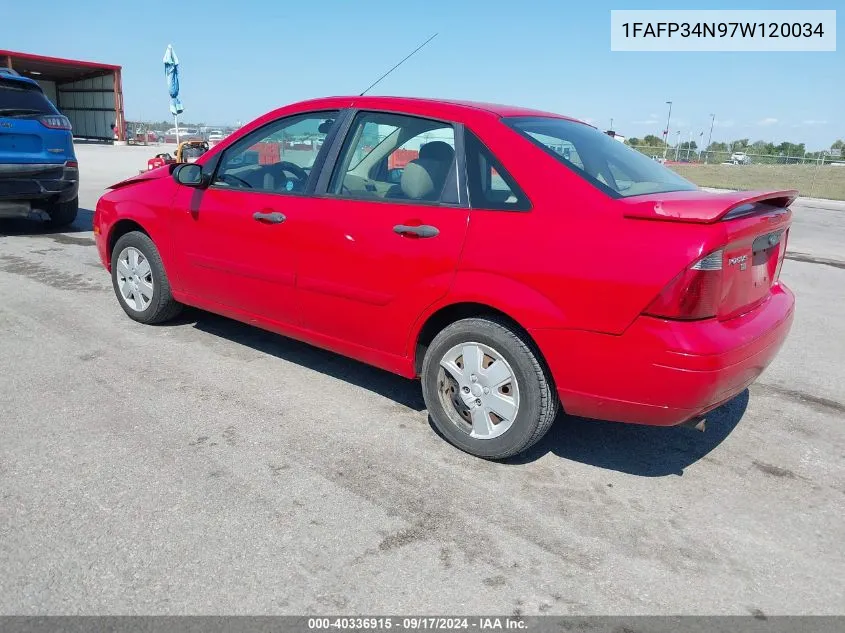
[449,118,729,335]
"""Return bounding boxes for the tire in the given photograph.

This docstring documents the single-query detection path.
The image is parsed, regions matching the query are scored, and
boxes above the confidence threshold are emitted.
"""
[421,317,559,460]
[46,197,78,227]
[111,231,182,324]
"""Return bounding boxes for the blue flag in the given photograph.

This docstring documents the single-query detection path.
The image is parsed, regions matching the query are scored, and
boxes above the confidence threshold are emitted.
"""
[163,45,184,116]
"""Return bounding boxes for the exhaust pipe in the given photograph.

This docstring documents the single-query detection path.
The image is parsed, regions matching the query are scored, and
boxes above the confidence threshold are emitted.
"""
[680,416,706,432]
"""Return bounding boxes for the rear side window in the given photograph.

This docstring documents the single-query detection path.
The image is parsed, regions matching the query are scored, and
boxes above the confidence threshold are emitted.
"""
[329,111,457,205]
[505,116,697,198]
[465,130,530,211]
[0,79,57,116]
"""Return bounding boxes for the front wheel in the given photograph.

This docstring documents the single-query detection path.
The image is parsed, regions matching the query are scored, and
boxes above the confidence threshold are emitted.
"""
[111,231,182,324]
[421,317,559,460]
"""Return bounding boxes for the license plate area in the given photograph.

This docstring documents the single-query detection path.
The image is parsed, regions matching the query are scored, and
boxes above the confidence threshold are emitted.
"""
[719,229,784,320]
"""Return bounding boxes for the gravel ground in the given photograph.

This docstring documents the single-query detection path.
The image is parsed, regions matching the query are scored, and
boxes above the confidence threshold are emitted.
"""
[0,143,843,615]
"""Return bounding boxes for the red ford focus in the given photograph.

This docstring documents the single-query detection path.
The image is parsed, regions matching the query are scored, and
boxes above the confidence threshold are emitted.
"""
[94,96,795,459]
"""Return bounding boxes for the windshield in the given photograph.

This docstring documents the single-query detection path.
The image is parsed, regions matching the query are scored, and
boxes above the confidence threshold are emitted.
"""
[504,116,697,198]
[0,79,57,116]
[182,146,206,158]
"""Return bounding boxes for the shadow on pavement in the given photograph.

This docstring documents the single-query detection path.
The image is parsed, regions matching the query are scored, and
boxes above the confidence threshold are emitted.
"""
[506,389,749,476]
[0,207,94,236]
[182,311,748,476]
[188,311,427,412]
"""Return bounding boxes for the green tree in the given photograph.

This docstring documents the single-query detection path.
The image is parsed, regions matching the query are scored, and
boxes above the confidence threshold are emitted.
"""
[642,134,666,147]
[751,140,775,155]
[626,137,642,146]
[775,141,805,157]
[830,139,844,150]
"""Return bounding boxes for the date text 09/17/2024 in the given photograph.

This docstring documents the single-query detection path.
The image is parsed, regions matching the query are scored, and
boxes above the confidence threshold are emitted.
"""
[307,617,527,630]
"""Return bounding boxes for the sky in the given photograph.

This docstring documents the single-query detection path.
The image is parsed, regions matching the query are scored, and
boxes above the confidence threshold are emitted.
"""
[4,0,842,149]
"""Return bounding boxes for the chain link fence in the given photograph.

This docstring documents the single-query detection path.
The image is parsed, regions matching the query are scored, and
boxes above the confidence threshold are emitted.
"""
[629,145,842,165]
[628,145,845,200]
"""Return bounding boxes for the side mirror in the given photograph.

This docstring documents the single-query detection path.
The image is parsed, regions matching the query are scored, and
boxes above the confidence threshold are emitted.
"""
[174,163,208,188]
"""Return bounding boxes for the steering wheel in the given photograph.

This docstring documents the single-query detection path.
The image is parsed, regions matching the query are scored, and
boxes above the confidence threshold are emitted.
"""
[276,161,309,183]
[218,173,253,188]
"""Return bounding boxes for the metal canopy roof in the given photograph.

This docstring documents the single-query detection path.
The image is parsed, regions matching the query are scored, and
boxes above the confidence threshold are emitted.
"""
[0,50,121,83]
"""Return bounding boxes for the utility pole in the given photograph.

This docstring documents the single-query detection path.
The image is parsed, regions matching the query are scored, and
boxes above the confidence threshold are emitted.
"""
[663,101,673,158]
[675,130,681,161]
[705,113,715,163]
[610,117,614,131]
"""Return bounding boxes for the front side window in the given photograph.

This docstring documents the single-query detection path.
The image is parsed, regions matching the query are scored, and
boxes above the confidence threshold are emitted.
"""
[214,111,339,193]
[505,116,697,198]
[329,111,457,204]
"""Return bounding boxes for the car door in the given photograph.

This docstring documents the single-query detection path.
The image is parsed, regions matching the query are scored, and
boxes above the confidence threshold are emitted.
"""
[294,110,470,359]
[170,110,340,325]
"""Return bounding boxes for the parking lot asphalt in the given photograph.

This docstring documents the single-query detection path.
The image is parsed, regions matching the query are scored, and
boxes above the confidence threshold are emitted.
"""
[1,144,843,615]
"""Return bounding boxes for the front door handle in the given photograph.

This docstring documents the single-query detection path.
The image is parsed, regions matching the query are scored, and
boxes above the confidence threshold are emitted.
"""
[253,211,286,224]
[393,224,439,238]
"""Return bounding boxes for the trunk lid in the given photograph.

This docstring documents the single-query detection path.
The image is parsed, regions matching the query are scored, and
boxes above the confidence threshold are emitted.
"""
[628,190,796,321]
[718,205,791,320]
[0,76,73,165]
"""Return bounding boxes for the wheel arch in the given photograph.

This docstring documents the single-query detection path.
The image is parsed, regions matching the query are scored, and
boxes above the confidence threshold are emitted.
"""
[411,301,552,382]
[409,270,569,378]
[107,219,150,265]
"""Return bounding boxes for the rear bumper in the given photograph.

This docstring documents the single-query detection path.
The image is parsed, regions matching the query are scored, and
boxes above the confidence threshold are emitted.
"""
[0,163,79,215]
[530,283,795,426]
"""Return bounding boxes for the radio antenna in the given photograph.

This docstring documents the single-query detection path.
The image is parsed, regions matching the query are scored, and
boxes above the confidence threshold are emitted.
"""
[359,33,438,96]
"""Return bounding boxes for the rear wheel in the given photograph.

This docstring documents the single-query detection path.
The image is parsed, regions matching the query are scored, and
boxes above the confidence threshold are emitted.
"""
[46,197,78,227]
[111,231,182,324]
[421,317,559,460]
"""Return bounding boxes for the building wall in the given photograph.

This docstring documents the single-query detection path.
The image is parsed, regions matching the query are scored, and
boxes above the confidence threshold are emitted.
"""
[56,73,116,140]
[35,79,57,105]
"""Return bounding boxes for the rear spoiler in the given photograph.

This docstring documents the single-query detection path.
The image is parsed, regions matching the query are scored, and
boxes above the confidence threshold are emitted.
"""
[621,189,799,224]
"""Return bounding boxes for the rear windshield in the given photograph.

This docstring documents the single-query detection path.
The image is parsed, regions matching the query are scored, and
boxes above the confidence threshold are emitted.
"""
[0,79,57,116]
[504,116,697,198]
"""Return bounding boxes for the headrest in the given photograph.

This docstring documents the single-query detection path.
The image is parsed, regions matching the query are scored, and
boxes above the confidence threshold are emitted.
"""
[401,159,443,200]
[419,141,454,164]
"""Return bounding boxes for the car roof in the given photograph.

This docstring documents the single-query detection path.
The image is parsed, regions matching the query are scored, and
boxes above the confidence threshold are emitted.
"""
[287,95,585,124]
[0,72,42,89]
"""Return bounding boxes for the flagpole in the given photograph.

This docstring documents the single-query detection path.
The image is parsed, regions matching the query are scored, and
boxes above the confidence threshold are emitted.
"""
[174,113,180,145]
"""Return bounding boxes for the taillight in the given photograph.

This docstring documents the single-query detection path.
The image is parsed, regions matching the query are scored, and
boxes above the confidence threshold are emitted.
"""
[39,115,72,130]
[774,230,789,281]
[65,160,78,169]
[645,249,724,320]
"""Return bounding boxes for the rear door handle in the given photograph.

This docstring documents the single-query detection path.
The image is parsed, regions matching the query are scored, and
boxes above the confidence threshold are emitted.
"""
[393,224,439,238]
[253,211,286,224]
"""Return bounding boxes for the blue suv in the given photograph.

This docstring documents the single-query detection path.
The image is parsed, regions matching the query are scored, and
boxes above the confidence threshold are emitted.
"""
[0,69,79,227]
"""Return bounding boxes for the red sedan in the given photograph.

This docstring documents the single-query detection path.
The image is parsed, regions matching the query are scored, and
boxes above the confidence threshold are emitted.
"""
[93,96,795,459]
